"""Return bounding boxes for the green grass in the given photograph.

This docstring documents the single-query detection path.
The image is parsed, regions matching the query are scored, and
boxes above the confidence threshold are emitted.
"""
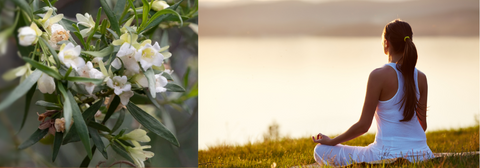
[198,125,479,167]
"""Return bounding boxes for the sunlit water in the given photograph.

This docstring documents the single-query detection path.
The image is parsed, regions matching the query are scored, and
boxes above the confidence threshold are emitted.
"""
[199,36,479,150]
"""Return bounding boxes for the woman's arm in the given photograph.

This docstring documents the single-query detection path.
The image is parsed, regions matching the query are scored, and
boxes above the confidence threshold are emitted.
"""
[416,71,428,131]
[313,68,385,145]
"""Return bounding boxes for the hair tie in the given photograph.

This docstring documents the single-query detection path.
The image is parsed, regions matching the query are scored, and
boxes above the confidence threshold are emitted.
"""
[404,36,410,42]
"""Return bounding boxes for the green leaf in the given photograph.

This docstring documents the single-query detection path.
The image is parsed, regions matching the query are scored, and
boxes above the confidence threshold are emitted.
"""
[141,8,183,33]
[102,95,120,124]
[140,0,150,30]
[100,0,121,35]
[112,141,135,163]
[87,121,111,132]
[127,102,179,147]
[39,38,61,69]
[57,83,72,132]
[65,76,103,85]
[18,84,36,134]
[161,72,173,81]
[89,127,108,159]
[62,125,80,145]
[183,67,190,88]
[68,91,92,158]
[18,129,49,150]
[81,45,114,57]
[83,99,104,122]
[114,0,127,19]
[86,7,102,49]
[52,131,63,162]
[165,83,185,92]
[146,90,176,136]
[35,100,61,109]
[11,0,33,19]
[111,109,125,133]
[58,83,92,158]
[144,68,156,98]
[0,69,42,112]
[80,146,96,167]
[22,57,63,80]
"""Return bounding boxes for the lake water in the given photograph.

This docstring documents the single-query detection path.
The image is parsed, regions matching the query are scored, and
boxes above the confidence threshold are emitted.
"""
[199,36,479,150]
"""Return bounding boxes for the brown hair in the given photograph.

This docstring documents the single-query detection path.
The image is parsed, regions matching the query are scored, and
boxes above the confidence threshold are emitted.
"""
[383,19,420,122]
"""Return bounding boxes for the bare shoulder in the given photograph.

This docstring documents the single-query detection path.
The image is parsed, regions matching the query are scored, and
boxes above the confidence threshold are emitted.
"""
[369,65,396,79]
[417,69,428,89]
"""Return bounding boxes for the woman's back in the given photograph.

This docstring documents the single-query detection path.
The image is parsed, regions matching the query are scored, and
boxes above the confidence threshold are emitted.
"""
[372,63,430,154]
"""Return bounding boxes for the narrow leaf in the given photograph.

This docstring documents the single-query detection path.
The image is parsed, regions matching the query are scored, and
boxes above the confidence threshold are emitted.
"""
[102,95,120,124]
[100,0,121,34]
[89,127,108,159]
[165,83,185,92]
[183,67,190,88]
[22,57,62,80]
[112,141,135,163]
[11,0,33,19]
[114,0,127,19]
[0,69,42,112]
[83,99,104,122]
[65,76,103,84]
[35,100,61,109]
[57,83,72,132]
[144,68,156,98]
[80,146,96,167]
[140,0,184,33]
[52,132,63,162]
[18,129,49,150]
[127,102,179,147]
[111,109,125,133]
[39,38,61,69]
[81,45,113,57]
[67,90,92,158]
[161,72,173,81]
[87,121,111,132]
[62,125,80,145]
[18,84,36,133]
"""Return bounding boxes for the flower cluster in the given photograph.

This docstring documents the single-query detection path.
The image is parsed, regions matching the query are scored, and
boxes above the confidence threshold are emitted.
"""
[0,0,193,166]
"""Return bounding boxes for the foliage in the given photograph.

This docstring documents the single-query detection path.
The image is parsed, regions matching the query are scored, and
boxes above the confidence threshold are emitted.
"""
[0,0,198,167]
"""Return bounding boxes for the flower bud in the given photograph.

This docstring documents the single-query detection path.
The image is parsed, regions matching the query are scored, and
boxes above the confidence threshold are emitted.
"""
[152,0,170,11]
[18,26,37,46]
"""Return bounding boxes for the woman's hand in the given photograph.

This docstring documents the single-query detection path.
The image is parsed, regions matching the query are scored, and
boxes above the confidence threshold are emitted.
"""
[312,133,336,146]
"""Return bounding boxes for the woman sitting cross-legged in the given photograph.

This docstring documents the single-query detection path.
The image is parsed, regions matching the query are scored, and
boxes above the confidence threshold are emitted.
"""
[312,19,435,166]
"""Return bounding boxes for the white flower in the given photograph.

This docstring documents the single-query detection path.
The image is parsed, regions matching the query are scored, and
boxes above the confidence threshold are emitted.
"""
[138,42,164,71]
[106,75,131,95]
[112,43,141,75]
[152,0,170,11]
[119,90,134,106]
[121,129,151,142]
[136,73,167,93]
[77,61,104,95]
[39,8,64,30]
[2,63,32,82]
[18,23,42,46]
[76,13,96,37]
[154,74,168,93]
[58,42,85,70]
[49,24,70,49]
[126,141,154,168]
[37,72,56,94]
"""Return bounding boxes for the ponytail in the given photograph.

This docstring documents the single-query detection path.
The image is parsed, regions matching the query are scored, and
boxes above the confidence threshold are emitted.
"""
[383,19,422,122]
[398,36,418,122]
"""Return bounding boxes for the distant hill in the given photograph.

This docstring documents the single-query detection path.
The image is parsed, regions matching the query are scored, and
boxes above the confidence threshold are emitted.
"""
[200,0,479,36]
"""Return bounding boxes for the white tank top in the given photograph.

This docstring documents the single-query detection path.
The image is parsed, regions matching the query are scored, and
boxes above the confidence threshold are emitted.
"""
[371,63,432,157]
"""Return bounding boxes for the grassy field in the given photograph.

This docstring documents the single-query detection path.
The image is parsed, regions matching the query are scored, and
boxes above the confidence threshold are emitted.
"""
[198,125,479,167]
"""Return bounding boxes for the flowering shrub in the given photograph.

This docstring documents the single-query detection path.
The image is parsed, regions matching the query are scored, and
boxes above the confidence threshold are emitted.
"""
[0,0,197,167]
